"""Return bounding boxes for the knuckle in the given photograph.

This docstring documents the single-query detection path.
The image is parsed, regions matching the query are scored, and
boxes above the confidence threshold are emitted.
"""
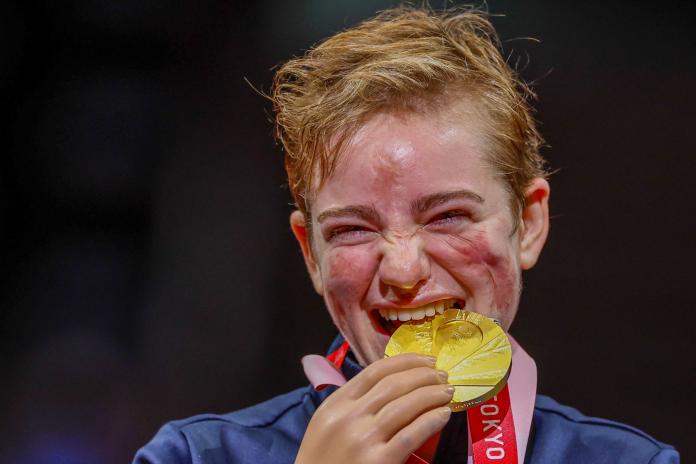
[362,366,380,384]
[424,367,445,383]
[414,384,436,399]
[375,376,397,396]
[416,366,438,383]
[314,406,347,431]
[396,352,420,365]
[377,354,397,364]
[370,445,391,464]
[314,410,335,428]
[347,401,369,419]
[397,431,415,450]
[346,423,376,446]
[430,383,451,397]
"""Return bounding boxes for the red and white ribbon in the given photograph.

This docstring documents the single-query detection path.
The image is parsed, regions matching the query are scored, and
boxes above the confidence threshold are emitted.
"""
[468,385,518,463]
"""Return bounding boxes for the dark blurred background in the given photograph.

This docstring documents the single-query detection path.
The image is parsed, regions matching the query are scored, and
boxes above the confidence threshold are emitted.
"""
[1,1,694,462]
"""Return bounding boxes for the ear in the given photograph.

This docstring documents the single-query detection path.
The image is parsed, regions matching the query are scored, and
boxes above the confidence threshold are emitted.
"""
[519,177,551,270]
[290,210,324,295]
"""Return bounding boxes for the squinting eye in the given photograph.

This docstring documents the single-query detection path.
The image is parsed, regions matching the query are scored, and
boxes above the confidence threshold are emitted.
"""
[326,225,373,242]
[428,210,471,226]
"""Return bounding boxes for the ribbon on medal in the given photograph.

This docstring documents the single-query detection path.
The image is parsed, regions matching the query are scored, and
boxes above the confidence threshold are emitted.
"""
[468,384,518,463]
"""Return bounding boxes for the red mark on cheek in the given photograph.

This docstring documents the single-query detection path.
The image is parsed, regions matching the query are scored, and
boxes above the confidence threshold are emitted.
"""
[324,248,378,303]
[467,233,501,266]
[437,231,520,312]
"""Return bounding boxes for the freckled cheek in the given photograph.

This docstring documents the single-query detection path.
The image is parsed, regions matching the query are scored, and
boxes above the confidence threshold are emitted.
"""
[321,247,379,311]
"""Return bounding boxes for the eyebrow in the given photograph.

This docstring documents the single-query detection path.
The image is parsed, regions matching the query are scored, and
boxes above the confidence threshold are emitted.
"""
[316,204,380,224]
[315,190,483,224]
[410,189,484,215]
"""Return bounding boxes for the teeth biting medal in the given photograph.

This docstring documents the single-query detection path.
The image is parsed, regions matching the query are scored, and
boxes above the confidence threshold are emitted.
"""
[384,306,512,412]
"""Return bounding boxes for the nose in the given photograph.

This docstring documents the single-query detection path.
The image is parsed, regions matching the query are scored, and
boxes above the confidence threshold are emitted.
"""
[378,235,430,295]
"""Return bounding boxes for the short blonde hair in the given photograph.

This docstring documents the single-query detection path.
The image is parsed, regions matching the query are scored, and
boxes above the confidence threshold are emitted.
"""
[272,5,547,221]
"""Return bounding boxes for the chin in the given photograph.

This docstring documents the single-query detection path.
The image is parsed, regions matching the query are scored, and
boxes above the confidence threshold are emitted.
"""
[347,329,391,367]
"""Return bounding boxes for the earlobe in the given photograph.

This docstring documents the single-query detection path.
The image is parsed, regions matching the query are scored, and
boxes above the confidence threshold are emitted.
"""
[519,178,551,270]
[290,210,324,294]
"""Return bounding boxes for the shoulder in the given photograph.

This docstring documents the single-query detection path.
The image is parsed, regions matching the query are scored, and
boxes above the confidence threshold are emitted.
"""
[133,386,324,464]
[530,395,679,464]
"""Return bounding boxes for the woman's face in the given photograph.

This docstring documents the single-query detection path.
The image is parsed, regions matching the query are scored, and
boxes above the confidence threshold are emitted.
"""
[292,109,549,366]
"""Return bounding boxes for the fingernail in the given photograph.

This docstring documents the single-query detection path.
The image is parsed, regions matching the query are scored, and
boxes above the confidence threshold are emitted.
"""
[440,406,452,420]
[444,385,455,395]
[423,355,437,366]
[437,370,449,382]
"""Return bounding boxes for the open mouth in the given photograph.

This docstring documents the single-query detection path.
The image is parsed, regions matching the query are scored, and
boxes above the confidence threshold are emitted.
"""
[371,299,465,335]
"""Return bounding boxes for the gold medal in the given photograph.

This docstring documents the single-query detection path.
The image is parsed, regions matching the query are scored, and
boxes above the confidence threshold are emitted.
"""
[384,309,512,412]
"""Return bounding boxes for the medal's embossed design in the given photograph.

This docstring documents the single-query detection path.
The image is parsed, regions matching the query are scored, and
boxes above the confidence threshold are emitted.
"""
[385,309,512,411]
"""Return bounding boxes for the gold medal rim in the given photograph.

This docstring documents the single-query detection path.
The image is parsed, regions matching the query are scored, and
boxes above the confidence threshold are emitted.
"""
[448,363,511,412]
[384,309,512,412]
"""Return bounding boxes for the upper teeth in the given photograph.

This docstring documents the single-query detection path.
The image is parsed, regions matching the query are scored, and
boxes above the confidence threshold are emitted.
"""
[377,299,460,322]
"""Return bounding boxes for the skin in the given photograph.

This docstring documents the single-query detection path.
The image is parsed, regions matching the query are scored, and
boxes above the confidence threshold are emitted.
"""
[291,108,550,463]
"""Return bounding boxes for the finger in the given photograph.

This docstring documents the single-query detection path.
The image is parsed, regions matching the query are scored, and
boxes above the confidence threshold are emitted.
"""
[375,384,454,438]
[357,366,448,414]
[342,353,437,399]
[384,406,453,458]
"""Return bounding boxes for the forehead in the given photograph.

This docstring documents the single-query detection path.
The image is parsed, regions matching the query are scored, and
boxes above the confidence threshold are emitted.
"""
[312,109,500,211]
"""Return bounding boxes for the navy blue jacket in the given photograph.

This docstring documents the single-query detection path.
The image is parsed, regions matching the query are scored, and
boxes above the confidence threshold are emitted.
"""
[134,339,679,463]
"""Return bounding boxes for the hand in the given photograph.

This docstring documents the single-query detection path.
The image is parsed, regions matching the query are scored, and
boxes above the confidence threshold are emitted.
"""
[295,353,454,464]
